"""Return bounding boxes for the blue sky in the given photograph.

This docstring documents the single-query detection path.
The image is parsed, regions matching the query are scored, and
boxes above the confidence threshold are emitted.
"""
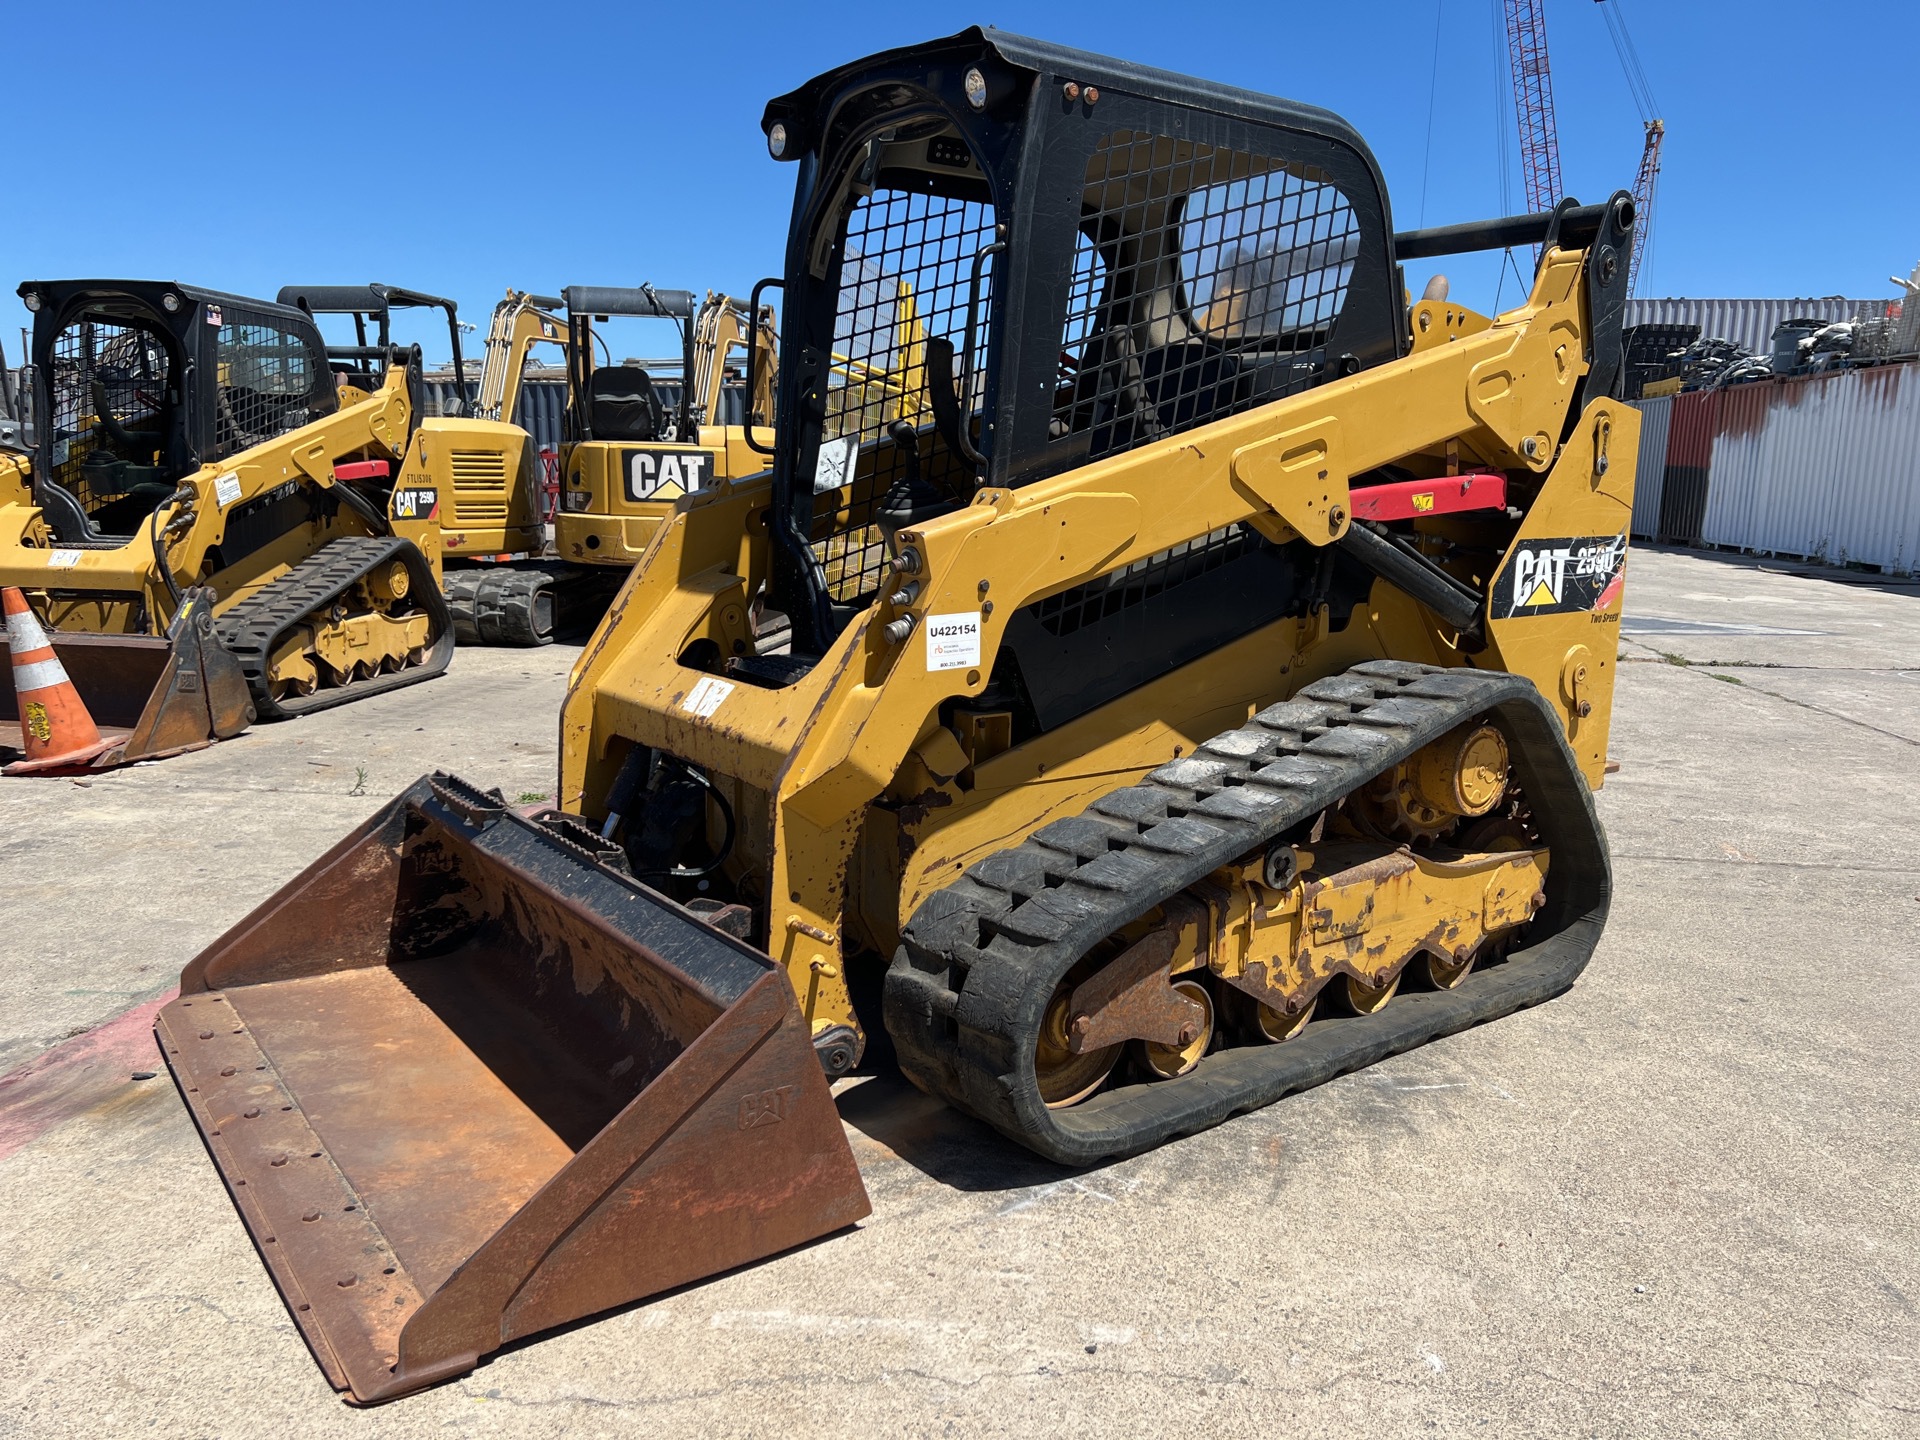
[5,1,1914,366]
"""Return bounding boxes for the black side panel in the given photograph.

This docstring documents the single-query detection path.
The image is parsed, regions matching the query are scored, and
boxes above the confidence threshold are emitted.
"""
[217,480,323,569]
[1000,531,1367,732]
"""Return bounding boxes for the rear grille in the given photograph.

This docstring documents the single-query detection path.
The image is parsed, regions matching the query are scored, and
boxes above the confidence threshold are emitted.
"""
[451,501,509,524]
[450,451,509,490]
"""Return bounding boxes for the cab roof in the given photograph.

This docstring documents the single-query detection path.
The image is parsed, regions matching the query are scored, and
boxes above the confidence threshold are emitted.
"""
[761,26,1380,168]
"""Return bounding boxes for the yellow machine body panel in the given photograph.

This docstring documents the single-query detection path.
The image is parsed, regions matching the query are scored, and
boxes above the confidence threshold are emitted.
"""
[552,422,775,565]
[560,248,1634,1031]
[415,417,543,559]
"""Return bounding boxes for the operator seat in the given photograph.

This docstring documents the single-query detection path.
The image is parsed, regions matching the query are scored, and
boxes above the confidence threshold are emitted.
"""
[589,366,663,442]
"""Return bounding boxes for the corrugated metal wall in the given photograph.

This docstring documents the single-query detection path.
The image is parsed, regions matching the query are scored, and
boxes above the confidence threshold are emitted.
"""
[1625,297,1894,354]
[1658,389,1722,544]
[1629,394,1672,538]
[1701,363,1920,572]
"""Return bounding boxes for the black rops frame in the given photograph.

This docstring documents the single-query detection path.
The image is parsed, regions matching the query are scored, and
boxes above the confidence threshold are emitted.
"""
[17,279,337,537]
[277,284,469,415]
[760,34,1025,653]
[558,285,699,448]
[757,28,1404,654]
[999,72,1402,488]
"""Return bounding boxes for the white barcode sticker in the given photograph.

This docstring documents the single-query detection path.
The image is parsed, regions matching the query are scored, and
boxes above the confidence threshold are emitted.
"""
[47,549,82,568]
[681,676,734,718]
[213,472,243,507]
[925,612,982,671]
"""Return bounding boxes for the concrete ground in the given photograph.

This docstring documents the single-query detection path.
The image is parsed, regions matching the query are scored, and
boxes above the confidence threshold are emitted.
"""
[1,547,1915,1438]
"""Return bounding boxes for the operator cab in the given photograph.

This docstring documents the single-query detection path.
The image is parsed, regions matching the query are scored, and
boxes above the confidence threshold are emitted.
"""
[560,286,702,453]
[755,28,1401,712]
[17,280,334,543]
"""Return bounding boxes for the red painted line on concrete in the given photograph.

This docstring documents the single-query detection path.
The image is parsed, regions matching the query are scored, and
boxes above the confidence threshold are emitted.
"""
[0,988,177,1161]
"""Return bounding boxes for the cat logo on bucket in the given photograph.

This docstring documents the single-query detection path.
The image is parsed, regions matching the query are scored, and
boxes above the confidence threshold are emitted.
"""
[1491,533,1627,619]
[626,449,714,502]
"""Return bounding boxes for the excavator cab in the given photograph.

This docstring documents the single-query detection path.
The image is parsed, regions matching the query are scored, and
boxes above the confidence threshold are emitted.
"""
[550,286,778,566]
[277,283,465,412]
[19,280,337,543]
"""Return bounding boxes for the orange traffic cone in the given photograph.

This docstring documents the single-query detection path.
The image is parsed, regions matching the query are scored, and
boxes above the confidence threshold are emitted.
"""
[3,587,116,774]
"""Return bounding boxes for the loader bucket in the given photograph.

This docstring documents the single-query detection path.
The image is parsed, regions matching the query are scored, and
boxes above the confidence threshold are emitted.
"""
[155,773,869,1403]
[0,588,253,773]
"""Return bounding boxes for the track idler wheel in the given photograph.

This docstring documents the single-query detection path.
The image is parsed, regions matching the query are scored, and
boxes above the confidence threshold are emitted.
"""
[1343,971,1401,1014]
[1036,985,1122,1108]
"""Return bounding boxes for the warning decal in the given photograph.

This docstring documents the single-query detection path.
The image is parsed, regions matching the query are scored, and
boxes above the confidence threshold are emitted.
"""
[1490,534,1627,619]
[681,676,734,718]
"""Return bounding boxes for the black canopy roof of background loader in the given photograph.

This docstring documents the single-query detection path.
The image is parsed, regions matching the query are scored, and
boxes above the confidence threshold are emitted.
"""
[18,279,321,354]
[15,280,339,541]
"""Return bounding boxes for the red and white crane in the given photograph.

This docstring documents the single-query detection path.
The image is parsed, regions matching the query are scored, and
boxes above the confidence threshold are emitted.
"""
[1499,0,1663,294]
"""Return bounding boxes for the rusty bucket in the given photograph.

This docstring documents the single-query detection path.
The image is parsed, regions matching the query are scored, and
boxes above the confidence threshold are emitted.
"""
[156,773,869,1403]
[0,587,253,774]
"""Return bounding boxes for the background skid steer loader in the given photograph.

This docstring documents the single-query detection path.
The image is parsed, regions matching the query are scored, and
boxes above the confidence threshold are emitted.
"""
[0,279,459,770]
[162,28,1634,1401]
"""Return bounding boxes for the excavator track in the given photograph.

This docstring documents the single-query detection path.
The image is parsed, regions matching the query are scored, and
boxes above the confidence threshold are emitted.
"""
[443,566,556,647]
[885,660,1611,1167]
[217,536,453,720]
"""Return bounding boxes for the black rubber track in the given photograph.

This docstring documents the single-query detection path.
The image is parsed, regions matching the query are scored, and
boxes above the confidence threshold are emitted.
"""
[216,536,455,721]
[443,566,556,647]
[884,660,1611,1167]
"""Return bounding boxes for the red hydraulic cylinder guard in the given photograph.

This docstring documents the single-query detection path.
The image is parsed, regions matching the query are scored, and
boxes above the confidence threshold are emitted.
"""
[1349,472,1507,522]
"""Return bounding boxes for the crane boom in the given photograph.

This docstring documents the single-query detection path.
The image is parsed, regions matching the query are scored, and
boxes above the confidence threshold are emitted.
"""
[1502,0,1564,215]
[1626,118,1663,296]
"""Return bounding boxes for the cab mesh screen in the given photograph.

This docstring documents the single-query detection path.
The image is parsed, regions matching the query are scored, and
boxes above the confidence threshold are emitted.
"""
[216,316,322,457]
[813,187,995,604]
[1055,131,1359,462]
[46,316,171,512]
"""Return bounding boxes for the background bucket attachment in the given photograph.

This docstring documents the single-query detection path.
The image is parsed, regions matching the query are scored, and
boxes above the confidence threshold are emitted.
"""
[155,773,870,1403]
[0,587,253,773]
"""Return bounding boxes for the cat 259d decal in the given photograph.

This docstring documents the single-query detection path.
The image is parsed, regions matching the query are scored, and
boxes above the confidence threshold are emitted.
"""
[1490,534,1627,619]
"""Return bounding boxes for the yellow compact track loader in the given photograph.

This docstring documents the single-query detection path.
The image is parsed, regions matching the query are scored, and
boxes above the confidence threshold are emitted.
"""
[160,29,1636,1401]
[0,280,458,768]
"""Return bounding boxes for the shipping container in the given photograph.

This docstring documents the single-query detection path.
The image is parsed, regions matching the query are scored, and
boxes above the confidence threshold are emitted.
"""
[1701,362,1920,573]
[1658,389,1722,544]
[1629,394,1672,539]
